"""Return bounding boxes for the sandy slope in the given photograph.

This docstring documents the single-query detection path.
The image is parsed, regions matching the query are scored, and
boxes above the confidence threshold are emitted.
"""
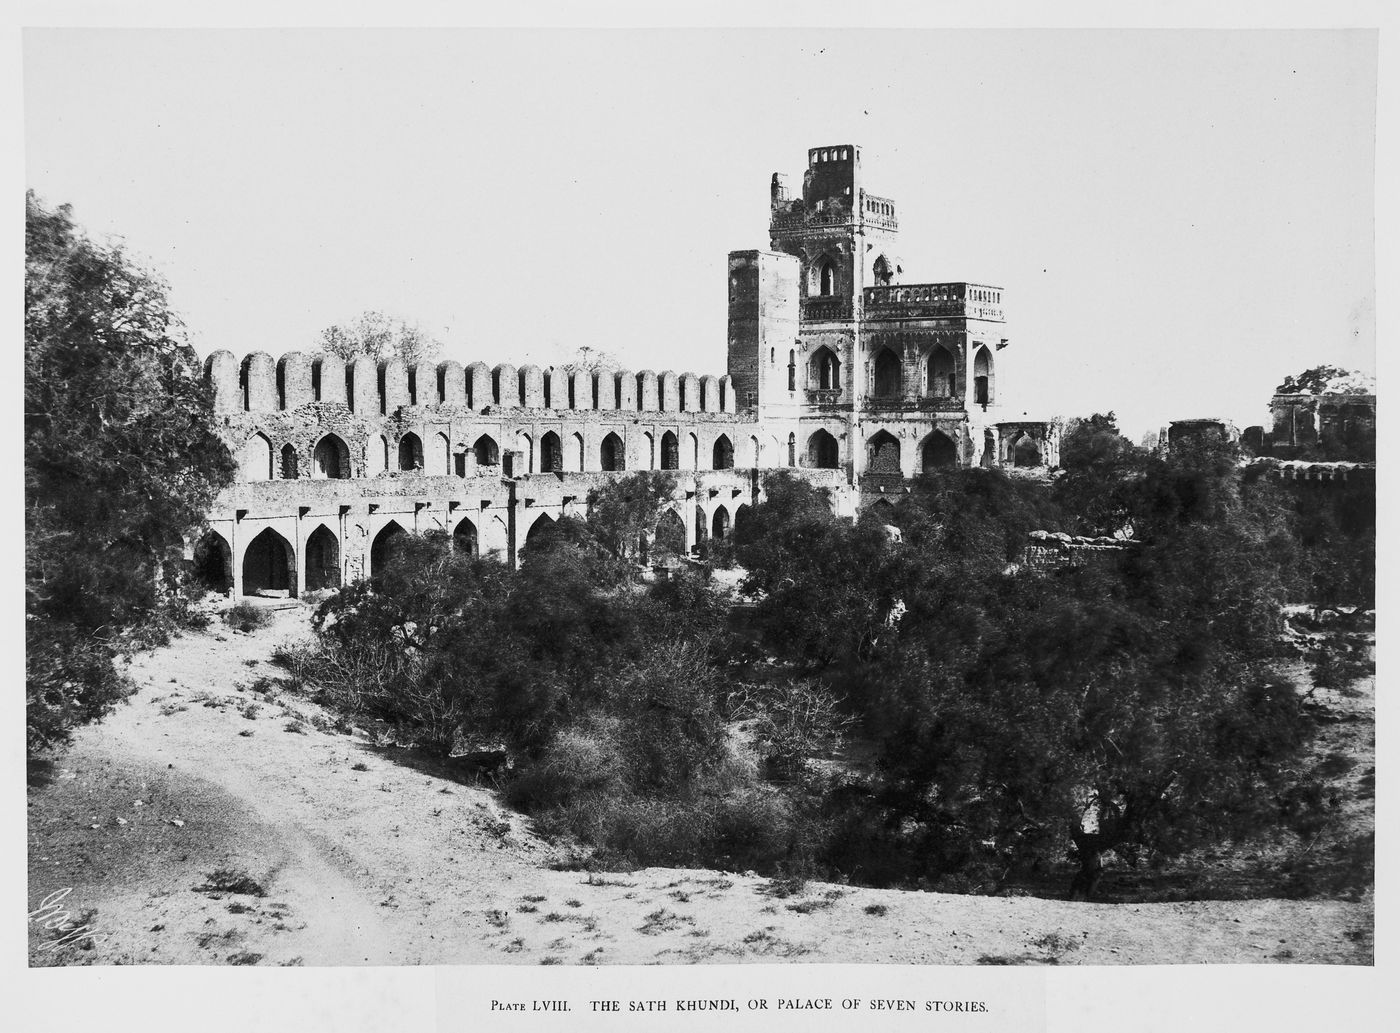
[27,609,1373,967]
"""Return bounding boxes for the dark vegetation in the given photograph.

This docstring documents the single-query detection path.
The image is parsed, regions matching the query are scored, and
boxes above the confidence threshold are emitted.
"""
[292,415,1371,900]
[25,193,236,753]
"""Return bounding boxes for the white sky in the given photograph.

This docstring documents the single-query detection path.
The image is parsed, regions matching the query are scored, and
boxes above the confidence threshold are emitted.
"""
[23,29,1376,439]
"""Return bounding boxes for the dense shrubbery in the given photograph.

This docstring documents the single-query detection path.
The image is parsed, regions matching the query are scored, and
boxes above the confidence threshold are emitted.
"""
[25,194,236,753]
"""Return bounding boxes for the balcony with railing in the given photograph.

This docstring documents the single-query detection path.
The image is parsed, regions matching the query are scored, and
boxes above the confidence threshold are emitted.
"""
[801,295,853,322]
[863,282,1004,322]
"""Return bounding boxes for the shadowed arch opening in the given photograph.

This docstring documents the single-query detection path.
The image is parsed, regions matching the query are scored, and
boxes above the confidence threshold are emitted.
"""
[240,433,273,481]
[873,348,902,398]
[313,434,351,479]
[453,516,478,557]
[398,433,423,472]
[815,256,837,297]
[660,431,679,470]
[570,432,585,473]
[787,433,796,466]
[867,430,901,475]
[712,434,734,470]
[280,443,299,479]
[870,499,896,524]
[694,504,708,543]
[305,525,341,592]
[193,531,232,596]
[872,254,893,286]
[974,346,993,406]
[734,504,753,538]
[982,429,997,469]
[642,431,655,470]
[473,435,499,467]
[711,506,730,540]
[525,513,557,549]
[927,346,956,398]
[1012,433,1041,468]
[539,431,563,473]
[242,528,294,598]
[810,346,840,390]
[601,432,625,472]
[370,522,407,576]
[808,429,839,469]
[654,509,685,558]
[922,431,958,472]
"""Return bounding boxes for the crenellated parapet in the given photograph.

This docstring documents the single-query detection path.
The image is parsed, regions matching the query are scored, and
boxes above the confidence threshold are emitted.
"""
[204,350,740,416]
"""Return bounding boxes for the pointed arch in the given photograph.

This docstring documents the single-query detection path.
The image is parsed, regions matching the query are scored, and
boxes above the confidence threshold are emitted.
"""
[654,509,685,557]
[813,255,837,297]
[787,432,796,467]
[870,498,896,524]
[973,345,994,405]
[660,431,679,470]
[926,345,957,398]
[570,431,585,473]
[808,429,839,469]
[280,443,299,480]
[872,348,902,399]
[539,431,563,473]
[867,430,902,475]
[313,433,351,479]
[473,434,500,467]
[241,527,294,598]
[304,525,341,592]
[525,513,557,549]
[921,430,958,472]
[601,432,626,472]
[872,254,893,286]
[750,435,762,467]
[1011,432,1042,468]
[642,431,655,470]
[453,516,478,557]
[369,521,407,576]
[193,531,232,596]
[433,432,451,476]
[712,434,734,470]
[517,431,533,473]
[734,503,753,539]
[711,506,731,541]
[694,504,708,543]
[809,346,840,390]
[239,433,273,481]
[398,432,424,472]
[368,434,389,476]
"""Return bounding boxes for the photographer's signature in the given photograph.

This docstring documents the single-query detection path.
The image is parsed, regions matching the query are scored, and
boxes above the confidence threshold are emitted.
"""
[29,888,107,952]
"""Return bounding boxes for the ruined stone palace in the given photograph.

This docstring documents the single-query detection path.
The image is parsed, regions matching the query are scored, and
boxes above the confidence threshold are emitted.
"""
[194,143,1058,597]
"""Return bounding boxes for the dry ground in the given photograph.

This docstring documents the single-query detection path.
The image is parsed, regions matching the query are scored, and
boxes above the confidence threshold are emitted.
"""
[27,607,1373,967]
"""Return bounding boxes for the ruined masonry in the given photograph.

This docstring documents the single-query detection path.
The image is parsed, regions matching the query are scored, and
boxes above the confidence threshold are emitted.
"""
[195,144,1059,597]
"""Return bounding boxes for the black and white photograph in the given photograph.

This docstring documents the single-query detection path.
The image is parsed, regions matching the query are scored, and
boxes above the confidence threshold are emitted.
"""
[12,6,1389,1032]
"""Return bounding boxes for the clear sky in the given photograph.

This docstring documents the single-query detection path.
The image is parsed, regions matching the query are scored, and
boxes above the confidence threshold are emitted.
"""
[23,28,1376,439]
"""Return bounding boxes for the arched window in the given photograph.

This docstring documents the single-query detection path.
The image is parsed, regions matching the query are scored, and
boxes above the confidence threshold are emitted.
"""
[654,510,685,558]
[473,435,499,467]
[525,514,557,550]
[694,504,708,544]
[922,431,958,472]
[818,259,836,297]
[368,434,389,475]
[539,431,563,473]
[313,434,351,479]
[808,429,839,469]
[712,507,730,541]
[643,431,655,470]
[787,432,796,467]
[304,525,341,592]
[571,432,585,473]
[242,527,294,598]
[873,348,902,398]
[433,432,451,476]
[1012,433,1041,468]
[398,433,423,472]
[239,433,273,481]
[927,346,956,398]
[810,346,840,390]
[193,531,232,596]
[688,432,699,470]
[872,255,892,286]
[867,430,901,475]
[750,435,761,467]
[601,432,625,472]
[280,443,299,480]
[974,346,993,406]
[712,435,734,470]
[660,431,679,470]
[788,349,796,392]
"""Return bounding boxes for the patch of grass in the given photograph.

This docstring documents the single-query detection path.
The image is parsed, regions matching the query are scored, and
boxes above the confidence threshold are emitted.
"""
[517,904,538,914]
[1031,932,1080,956]
[227,951,263,965]
[350,761,369,772]
[864,903,888,916]
[582,874,637,888]
[485,909,510,929]
[785,897,835,915]
[240,702,260,720]
[539,956,562,965]
[283,720,306,734]
[195,869,267,897]
[564,899,582,908]
[522,894,546,903]
[503,938,525,953]
[226,902,255,915]
[758,875,807,899]
[225,601,274,632]
[638,909,693,935]
[237,729,254,738]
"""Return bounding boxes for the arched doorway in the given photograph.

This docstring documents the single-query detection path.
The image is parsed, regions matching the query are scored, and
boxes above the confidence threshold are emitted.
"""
[473,435,499,467]
[973,347,993,406]
[712,435,734,470]
[193,531,232,596]
[240,433,273,481]
[539,431,563,473]
[570,432,585,473]
[601,432,625,472]
[872,255,893,286]
[694,504,708,544]
[808,429,839,469]
[816,257,836,297]
[313,434,351,479]
[370,522,407,576]
[712,506,730,540]
[525,513,557,549]
[280,443,299,479]
[810,346,840,390]
[867,430,901,475]
[873,348,902,398]
[304,525,341,592]
[922,431,958,472]
[398,433,423,472]
[660,431,679,470]
[241,528,294,598]
[787,433,796,467]
[653,509,685,558]
[734,504,753,539]
[453,516,478,557]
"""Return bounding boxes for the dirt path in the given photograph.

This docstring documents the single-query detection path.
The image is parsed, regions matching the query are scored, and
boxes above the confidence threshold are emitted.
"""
[28,608,1373,967]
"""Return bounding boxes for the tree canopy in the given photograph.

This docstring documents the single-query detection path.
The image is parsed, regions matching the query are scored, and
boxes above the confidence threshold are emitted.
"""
[318,310,442,366]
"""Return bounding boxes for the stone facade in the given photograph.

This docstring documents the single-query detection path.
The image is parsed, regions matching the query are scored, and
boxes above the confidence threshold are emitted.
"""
[194,143,1056,597]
